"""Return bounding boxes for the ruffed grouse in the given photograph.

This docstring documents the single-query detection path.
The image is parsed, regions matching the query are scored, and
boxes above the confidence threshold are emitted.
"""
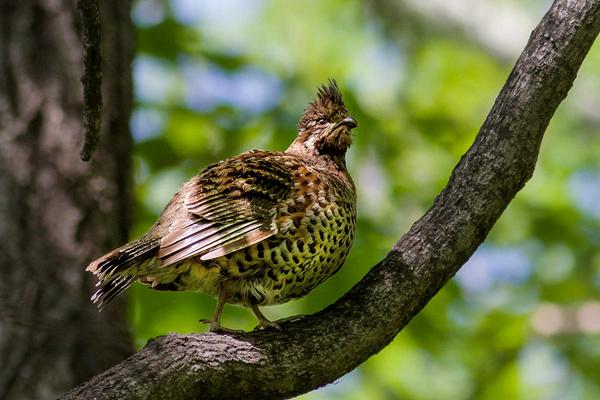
[87,80,357,331]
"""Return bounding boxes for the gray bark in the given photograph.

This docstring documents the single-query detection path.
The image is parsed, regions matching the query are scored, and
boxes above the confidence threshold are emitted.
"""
[0,0,134,398]
[63,0,600,399]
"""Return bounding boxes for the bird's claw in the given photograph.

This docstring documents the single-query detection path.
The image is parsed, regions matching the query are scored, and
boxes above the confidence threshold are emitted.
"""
[253,314,307,331]
[199,319,243,333]
[254,320,283,331]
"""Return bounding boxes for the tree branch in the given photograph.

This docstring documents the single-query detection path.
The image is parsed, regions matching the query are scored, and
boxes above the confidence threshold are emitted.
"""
[62,0,600,399]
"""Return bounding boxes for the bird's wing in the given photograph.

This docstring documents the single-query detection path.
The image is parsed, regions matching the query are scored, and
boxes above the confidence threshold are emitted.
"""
[158,152,295,267]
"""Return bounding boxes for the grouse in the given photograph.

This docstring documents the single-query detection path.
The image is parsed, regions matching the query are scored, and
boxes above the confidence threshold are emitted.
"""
[87,80,358,331]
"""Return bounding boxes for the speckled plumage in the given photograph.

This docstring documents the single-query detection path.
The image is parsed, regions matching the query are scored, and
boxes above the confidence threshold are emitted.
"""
[87,80,357,331]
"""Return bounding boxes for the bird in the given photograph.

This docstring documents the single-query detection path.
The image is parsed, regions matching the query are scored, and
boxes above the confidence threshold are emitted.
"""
[86,80,358,332]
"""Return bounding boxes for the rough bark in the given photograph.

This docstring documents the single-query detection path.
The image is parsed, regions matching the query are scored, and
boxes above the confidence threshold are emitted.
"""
[63,0,600,399]
[0,0,134,398]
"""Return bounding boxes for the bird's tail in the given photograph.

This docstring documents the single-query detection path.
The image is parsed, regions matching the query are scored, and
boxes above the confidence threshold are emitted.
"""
[86,237,159,310]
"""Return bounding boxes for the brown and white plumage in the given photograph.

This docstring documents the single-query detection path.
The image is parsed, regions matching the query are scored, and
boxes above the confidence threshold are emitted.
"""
[87,80,358,331]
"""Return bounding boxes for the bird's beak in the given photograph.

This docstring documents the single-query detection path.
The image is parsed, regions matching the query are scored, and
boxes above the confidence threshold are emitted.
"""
[336,116,358,129]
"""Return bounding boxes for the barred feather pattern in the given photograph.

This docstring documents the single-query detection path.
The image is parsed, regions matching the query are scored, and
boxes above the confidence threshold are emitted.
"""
[87,151,355,308]
[86,80,357,311]
[86,237,159,309]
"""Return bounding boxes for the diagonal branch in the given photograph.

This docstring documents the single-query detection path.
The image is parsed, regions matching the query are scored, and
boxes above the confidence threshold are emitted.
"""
[62,1,600,399]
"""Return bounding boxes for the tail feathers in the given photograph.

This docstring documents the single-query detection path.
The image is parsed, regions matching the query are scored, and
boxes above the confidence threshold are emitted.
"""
[91,276,136,310]
[87,238,159,280]
[87,237,159,309]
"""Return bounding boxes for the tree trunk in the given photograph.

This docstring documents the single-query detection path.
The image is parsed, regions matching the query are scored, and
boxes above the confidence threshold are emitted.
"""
[0,1,134,398]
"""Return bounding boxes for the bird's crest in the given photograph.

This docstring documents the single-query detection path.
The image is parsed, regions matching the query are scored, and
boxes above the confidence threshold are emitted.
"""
[299,79,348,129]
[315,79,344,110]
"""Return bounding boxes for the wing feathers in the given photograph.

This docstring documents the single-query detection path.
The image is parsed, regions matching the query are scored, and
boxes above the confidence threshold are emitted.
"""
[200,229,273,260]
[153,153,296,267]
[86,153,301,309]
[160,222,216,253]
[160,220,257,258]
[186,193,228,214]
[158,221,267,267]
[198,222,266,254]
[195,202,234,219]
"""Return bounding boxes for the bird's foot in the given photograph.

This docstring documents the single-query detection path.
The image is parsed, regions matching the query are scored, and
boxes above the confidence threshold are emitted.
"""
[199,319,244,333]
[253,314,307,331]
[254,319,283,331]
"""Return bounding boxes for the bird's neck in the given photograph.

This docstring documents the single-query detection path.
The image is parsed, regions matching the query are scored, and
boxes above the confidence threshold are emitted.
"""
[285,140,348,171]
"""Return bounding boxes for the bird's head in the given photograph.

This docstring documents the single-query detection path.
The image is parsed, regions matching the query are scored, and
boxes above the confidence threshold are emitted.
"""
[287,80,357,160]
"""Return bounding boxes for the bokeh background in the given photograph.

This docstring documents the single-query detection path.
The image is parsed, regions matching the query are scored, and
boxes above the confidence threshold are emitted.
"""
[125,0,600,398]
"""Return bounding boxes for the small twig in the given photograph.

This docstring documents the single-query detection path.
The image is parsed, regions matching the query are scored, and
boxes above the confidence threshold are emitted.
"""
[78,0,102,162]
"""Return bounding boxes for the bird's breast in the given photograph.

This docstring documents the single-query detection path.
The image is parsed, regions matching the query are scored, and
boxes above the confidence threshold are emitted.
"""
[162,165,357,306]
[222,168,357,305]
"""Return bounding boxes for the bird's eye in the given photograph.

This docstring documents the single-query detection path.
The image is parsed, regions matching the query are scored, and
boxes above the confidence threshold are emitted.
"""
[317,118,327,125]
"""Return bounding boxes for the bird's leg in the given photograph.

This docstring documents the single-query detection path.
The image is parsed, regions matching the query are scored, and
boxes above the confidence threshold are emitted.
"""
[249,303,283,331]
[200,283,230,332]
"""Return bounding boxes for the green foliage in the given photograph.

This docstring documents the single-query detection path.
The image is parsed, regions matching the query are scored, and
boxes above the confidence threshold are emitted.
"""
[128,0,600,397]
